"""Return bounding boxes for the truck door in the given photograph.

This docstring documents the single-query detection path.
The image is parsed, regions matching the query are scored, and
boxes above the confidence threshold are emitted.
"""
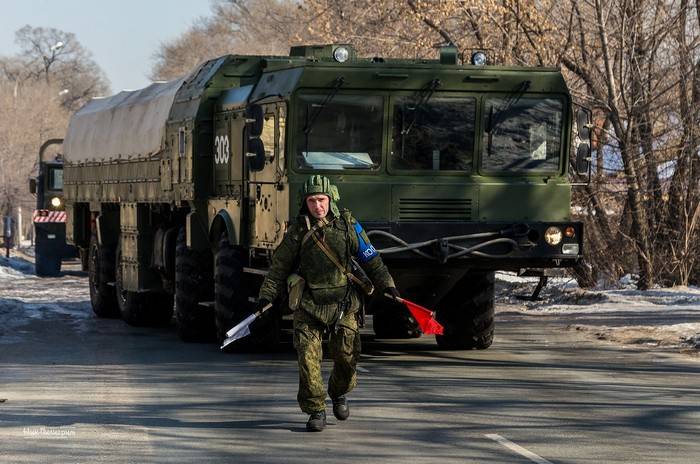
[211,111,245,244]
[246,103,288,249]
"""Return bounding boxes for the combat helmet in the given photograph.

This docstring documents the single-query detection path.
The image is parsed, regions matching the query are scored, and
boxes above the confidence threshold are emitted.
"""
[300,175,341,217]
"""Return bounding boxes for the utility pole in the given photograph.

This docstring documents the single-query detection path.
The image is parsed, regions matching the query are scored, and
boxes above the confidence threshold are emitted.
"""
[17,206,23,248]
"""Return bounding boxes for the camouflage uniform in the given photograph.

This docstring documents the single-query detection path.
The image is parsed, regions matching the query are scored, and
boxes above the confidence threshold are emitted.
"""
[258,177,395,414]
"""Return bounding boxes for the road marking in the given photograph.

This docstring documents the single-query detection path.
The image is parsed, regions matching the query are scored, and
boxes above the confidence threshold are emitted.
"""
[357,366,369,373]
[485,434,553,464]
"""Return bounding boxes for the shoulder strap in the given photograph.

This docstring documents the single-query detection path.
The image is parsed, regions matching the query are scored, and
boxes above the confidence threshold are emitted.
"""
[301,217,335,247]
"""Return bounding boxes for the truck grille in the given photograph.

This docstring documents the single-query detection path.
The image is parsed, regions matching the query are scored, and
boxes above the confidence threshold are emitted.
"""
[398,198,473,221]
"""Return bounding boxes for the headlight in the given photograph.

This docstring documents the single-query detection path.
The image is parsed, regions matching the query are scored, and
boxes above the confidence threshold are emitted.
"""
[333,46,349,63]
[50,196,62,208]
[471,51,487,66]
[544,226,562,245]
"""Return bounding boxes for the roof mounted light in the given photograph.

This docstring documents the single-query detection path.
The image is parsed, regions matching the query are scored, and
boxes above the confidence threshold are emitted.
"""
[471,51,487,66]
[333,46,349,63]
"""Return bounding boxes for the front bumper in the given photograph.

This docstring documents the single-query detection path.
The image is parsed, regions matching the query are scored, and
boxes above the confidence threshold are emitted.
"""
[363,221,583,271]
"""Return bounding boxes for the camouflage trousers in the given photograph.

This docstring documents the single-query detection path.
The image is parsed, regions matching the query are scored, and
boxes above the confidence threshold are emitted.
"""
[293,307,361,414]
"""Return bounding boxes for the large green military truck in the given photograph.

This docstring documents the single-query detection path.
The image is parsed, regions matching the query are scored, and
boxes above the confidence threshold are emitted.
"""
[63,44,588,350]
[29,138,77,276]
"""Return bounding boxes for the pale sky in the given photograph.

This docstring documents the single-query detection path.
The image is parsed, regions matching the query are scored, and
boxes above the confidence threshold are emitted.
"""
[0,0,215,93]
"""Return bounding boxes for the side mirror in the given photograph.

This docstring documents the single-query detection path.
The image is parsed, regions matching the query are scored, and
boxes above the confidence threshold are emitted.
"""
[29,178,37,194]
[576,143,591,175]
[245,105,264,138]
[246,138,266,172]
[576,108,591,141]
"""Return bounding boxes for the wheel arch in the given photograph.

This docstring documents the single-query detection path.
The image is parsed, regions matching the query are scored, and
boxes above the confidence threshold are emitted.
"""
[209,209,237,247]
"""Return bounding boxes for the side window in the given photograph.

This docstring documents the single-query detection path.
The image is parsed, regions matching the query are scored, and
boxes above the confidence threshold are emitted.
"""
[260,112,276,165]
[277,105,286,174]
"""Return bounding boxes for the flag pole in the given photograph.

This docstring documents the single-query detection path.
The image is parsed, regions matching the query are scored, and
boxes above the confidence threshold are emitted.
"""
[221,302,273,349]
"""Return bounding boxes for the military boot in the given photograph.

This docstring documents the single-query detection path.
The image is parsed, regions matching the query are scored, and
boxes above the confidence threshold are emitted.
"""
[332,396,350,421]
[306,411,326,432]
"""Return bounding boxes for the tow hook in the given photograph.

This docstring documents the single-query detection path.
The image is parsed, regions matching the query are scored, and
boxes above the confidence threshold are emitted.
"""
[436,238,450,264]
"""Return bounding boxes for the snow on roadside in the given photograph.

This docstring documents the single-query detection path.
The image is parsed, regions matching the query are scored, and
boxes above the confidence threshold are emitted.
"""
[496,271,700,309]
[0,255,35,278]
[0,255,92,343]
[496,271,700,354]
[1,256,698,353]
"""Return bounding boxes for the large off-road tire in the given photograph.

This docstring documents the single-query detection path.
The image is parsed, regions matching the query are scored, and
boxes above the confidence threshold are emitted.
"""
[435,271,495,350]
[372,298,421,339]
[215,234,278,351]
[115,241,173,327]
[88,232,119,318]
[174,228,215,342]
[35,245,61,277]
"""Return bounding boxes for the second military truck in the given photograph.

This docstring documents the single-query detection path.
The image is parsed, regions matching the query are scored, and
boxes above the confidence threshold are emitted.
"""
[63,44,587,350]
[29,138,76,276]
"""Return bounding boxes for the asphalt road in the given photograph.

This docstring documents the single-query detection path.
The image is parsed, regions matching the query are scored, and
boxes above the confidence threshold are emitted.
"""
[1,265,700,464]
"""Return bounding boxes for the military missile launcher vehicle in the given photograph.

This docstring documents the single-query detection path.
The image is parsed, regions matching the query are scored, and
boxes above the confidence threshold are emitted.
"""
[63,44,589,350]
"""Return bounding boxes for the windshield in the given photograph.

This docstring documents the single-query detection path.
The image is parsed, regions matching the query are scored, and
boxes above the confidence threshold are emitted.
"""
[48,168,63,190]
[482,97,563,172]
[392,97,475,171]
[295,94,383,170]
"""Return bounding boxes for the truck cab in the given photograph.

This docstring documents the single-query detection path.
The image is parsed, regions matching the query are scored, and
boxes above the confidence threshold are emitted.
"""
[29,138,76,276]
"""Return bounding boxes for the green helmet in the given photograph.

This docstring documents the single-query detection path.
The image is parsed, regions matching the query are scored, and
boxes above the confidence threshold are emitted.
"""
[300,175,341,217]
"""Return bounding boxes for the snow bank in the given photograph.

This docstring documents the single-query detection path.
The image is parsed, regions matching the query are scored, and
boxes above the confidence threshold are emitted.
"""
[496,271,700,353]
[496,271,700,310]
[1,256,92,344]
[0,256,35,279]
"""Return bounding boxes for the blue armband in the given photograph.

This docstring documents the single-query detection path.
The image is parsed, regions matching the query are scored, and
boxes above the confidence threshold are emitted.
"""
[354,221,378,263]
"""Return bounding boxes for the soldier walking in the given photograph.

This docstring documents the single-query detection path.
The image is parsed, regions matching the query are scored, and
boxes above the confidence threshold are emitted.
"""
[256,175,399,431]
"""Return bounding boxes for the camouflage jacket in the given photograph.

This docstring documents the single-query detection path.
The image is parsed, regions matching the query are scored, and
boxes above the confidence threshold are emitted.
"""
[258,209,395,325]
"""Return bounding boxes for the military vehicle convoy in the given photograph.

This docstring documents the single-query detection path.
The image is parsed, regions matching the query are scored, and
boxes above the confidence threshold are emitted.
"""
[29,138,76,276]
[63,44,588,350]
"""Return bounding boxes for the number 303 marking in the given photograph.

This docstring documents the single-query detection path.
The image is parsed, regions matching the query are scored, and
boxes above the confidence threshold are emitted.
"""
[214,135,230,164]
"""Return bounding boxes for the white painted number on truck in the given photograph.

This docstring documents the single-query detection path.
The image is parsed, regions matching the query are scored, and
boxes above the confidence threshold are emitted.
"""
[214,135,230,164]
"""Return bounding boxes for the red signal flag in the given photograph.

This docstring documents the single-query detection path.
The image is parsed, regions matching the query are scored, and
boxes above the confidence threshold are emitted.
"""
[387,295,444,335]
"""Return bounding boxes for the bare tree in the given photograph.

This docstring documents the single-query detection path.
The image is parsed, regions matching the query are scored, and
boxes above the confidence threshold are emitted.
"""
[0,25,108,230]
[559,0,700,287]
[150,0,303,81]
[150,17,236,81]
[0,79,69,217]
[11,25,110,110]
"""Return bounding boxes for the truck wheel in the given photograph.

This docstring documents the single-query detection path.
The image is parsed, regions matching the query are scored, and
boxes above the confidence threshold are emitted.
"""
[435,271,495,350]
[215,234,278,351]
[88,233,119,318]
[115,241,173,326]
[372,299,421,339]
[35,247,61,277]
[175,228,215,342]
